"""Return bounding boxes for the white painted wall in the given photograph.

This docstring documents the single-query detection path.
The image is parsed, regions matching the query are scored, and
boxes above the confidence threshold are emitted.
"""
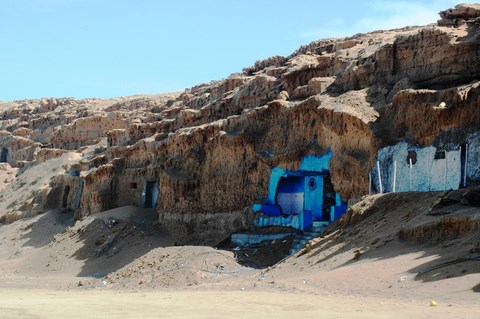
[372,142,462,193]
[277,192,304,214]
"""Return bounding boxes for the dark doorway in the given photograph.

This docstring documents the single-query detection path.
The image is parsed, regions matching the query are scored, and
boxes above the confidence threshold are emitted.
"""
[62,185,70,208]
[144,181,158,208]
[322,174,336,221]
[406,150,417,165]
[460,144,467,187]
[0,148,8,163]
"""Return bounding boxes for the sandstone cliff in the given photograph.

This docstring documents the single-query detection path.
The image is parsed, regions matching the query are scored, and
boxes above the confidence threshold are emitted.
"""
[0,4,479,237]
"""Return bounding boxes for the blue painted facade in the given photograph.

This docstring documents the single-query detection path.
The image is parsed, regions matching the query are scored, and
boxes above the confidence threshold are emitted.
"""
[253,150,347,231]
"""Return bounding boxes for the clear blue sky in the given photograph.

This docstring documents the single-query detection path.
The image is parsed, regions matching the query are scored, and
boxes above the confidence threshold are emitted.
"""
[0,0,459,101]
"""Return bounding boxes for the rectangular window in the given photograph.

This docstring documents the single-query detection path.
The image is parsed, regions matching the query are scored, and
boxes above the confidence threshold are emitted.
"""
[434,150,446,160]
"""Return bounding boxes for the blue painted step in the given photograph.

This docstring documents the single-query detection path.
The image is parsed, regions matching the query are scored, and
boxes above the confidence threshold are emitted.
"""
[289,222,330,255]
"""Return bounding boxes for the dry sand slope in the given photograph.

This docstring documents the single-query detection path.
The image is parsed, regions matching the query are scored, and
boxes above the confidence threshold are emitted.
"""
[0,190,479,318]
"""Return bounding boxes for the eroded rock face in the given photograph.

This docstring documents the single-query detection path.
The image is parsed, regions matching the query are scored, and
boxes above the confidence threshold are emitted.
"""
[385,82,480,145]
[0,131,39,165]
[438,3,480,26]
[0,4,479,232]
[89,98,375,219]
[50,113,129,150]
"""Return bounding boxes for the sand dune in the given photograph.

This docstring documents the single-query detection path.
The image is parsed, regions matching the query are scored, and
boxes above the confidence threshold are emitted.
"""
[1,190,479,318]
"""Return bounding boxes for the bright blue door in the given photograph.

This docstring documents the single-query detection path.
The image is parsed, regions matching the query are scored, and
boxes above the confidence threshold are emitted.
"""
[304,176,323,220]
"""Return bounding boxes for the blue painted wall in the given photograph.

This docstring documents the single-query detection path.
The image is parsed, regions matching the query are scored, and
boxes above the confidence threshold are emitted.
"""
[304,176,324,220]
[277,176,304,193]
[330,194,347,221]
[252,149,347,231]
[266,150,332,205]
[300,150,332,172]
[266,167,288,205]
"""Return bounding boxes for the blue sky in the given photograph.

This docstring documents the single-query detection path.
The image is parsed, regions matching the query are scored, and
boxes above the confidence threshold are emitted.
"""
[0,0,459,101]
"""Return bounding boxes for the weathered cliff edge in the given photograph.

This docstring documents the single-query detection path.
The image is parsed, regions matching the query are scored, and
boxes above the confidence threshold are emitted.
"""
[0,4,479,239]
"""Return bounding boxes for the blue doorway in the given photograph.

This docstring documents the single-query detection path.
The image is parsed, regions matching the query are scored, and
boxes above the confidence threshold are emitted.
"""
[143,181,159,208]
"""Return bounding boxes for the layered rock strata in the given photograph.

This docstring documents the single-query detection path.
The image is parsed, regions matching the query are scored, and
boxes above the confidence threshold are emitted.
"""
[0,4,479,236]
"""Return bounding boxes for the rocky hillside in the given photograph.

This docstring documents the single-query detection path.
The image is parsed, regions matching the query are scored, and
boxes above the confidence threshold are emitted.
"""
[0,4,479,238]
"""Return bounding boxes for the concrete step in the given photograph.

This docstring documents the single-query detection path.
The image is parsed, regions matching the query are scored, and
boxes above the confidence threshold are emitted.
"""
[310,221,330,233]
[302,231,320,238]
[309,226,327,233]
[296,234,312,241]
[292,240,307,247]
[312,221,330,228]
[231,232,293,246]
[289,226,328,254]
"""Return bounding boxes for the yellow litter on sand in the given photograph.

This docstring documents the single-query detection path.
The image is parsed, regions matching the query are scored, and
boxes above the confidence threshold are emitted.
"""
[430,300,438,307]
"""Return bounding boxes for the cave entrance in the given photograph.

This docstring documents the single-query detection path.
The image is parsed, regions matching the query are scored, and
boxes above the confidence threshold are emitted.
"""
[0,147,8,163]
[62,185,70,208]
[143,181,159,208]
[322,174,336,221]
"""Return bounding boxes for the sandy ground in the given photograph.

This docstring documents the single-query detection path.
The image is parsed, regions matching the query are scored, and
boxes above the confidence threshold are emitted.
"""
[0,289,473,319]
[0,191,479,318]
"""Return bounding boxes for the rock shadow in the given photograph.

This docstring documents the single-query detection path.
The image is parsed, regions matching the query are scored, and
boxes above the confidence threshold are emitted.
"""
[21,209,75,248]
[295,191,480,291]
[71,217,173,278]
[17,206,176,278]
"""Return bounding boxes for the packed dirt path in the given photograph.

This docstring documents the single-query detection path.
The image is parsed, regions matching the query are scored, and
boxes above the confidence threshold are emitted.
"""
[1,289,477,319]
